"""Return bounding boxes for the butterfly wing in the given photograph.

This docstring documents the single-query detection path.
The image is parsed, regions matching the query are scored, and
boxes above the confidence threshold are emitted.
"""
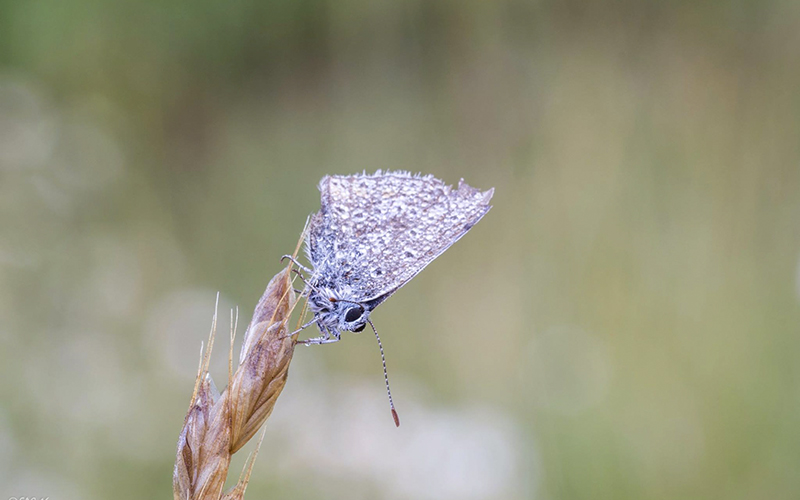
[306,170,493,304]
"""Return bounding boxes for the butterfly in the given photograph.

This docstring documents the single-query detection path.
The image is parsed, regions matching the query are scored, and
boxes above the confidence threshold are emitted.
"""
[283,170,493,425]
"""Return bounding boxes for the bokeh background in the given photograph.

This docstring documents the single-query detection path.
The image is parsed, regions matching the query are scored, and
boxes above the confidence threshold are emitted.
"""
[2,1,800,499]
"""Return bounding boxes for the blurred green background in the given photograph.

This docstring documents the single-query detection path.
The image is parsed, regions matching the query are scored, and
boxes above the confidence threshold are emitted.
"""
[2,0,800,499]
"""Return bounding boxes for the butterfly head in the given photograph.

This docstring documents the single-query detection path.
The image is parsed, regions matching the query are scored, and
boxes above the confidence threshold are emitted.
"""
[308,286,370,333]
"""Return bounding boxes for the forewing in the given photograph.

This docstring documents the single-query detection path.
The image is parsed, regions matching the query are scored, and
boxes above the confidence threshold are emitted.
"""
[306,170,493,302]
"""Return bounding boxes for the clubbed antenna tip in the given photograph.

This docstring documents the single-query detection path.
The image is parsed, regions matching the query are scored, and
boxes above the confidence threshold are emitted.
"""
[368,319,400,428]
[391,408,400,427]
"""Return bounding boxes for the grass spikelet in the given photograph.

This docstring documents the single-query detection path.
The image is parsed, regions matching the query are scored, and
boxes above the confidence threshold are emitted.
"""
[173,263,299,500]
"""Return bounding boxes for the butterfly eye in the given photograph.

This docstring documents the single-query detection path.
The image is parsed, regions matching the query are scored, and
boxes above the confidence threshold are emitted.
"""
[344,306,363,323]
[352,323,366,332]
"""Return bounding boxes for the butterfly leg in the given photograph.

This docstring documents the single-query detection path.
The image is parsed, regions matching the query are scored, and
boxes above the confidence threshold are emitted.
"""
[289,269,315,291]
[281,255,313,274]
[286,317,318,336]
[279,317,318,342]
[301,328,342,345]
[285,267,322,300]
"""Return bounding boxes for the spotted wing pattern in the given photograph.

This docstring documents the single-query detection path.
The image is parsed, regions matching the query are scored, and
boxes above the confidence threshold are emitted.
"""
[306,170,494,303]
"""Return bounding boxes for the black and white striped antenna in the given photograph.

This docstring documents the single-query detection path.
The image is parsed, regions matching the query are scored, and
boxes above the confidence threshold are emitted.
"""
[368,319,400,427]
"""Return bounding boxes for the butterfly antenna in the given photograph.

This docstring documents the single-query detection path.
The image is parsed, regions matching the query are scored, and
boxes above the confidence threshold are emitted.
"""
[367,319,400,427]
